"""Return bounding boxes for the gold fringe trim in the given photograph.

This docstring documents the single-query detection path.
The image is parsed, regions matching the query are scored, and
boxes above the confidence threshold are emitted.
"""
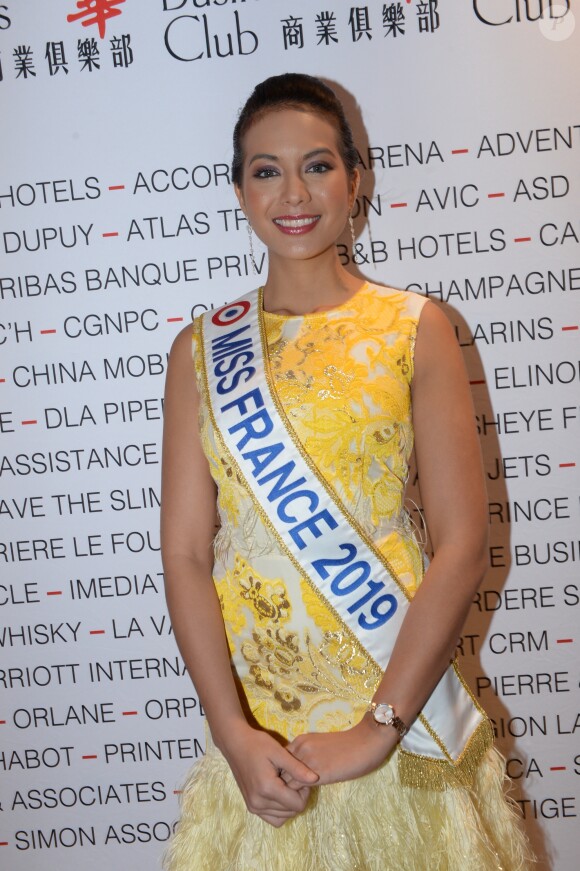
[398,717,495,791]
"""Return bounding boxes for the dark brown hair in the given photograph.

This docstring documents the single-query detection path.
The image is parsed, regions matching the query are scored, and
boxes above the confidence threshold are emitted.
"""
[232,73,359,185]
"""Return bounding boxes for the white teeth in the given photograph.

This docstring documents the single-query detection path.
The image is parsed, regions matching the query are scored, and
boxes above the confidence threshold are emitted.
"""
[275,216,319,228]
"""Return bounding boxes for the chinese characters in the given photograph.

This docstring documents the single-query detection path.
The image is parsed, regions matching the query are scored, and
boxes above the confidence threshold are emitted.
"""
[281,3,441,49]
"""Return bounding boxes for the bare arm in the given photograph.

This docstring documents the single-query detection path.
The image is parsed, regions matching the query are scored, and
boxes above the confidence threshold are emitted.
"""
[287,300,488,780]
[161,324,318,823]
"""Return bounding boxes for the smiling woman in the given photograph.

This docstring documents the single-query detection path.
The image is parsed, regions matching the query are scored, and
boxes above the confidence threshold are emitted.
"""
[234,109,359,285]
[160,73,533,871]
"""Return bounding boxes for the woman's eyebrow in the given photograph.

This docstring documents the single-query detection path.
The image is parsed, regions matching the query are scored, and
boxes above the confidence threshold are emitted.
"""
[248,147,336,166]
[303,147,334,159]
[248,152,278,165]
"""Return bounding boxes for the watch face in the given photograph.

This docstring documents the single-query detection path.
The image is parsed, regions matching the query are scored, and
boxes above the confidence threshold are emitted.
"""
[374,704,394,725]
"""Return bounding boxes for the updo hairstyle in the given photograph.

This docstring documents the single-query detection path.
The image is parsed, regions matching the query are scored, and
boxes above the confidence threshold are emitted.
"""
[232,73,359,185]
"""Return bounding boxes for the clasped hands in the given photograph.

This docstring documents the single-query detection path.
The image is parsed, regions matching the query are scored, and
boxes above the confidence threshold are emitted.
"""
[224,717,396,828]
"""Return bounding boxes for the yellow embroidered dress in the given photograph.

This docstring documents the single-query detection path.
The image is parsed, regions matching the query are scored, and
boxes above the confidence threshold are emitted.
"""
[164,283,531,871]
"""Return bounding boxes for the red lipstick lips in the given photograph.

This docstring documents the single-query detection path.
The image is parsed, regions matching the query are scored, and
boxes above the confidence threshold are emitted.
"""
[273,215,321,235]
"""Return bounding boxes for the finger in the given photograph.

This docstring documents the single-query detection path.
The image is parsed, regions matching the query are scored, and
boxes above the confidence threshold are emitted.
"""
[247,792,303,815]
[285,736,302,754]
[285,743,316,772]
[247,800,299,824]
[250,804,295,820]
[280,783,312,808]
[276,749,319,785]
[265,779,310,814]
[245,777,309,815]
[259,812,292,828]
[279,771,308,792]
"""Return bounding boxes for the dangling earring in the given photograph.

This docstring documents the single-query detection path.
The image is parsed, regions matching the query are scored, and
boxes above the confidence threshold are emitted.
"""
[348,215,356,254]
[247,223,257,275]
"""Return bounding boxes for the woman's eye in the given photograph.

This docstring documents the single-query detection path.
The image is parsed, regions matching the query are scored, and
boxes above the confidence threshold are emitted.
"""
[254,167,279,179]
[307,162,332,173]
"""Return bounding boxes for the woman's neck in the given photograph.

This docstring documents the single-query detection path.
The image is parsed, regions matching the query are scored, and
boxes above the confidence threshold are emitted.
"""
[262,252,364,316]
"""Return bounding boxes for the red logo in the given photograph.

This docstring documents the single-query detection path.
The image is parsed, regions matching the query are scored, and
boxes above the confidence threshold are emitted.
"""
[211,300,251,327]
[67,0,126,40]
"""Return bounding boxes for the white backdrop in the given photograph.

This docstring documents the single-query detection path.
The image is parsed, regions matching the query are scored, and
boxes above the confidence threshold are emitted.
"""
[1,2,579,869]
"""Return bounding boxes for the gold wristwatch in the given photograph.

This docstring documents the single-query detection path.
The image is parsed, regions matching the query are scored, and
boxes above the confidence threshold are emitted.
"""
[368,702,408,738]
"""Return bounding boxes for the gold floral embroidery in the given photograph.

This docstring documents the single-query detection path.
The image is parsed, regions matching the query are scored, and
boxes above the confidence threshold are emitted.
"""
[238,573,290,625]
[299,578,381,697]
[215,555,289,631]
[215,558,371,730]
[192,286,428,737]
[396,353,410,376]
[193,287,423,544]
[240,624,371,737]
[265,289,421,534]
[242,626,311,712]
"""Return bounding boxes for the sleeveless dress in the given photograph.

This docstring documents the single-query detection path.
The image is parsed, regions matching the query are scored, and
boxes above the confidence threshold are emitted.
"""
[164,283,532,871]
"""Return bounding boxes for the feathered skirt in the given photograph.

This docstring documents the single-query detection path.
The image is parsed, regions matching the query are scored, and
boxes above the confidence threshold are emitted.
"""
[163,739,533,871]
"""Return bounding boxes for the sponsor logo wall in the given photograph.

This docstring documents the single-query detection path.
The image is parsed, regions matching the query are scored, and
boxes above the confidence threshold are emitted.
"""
[1,2,578,868]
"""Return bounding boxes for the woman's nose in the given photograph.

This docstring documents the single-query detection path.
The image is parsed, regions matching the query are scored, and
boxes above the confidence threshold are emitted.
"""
[281,172,310,205]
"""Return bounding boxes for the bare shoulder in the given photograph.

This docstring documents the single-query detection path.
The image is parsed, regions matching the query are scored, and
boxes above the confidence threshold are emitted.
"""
[164,321,200,403]
[411,299,476,461]
[413,300,464,387]
[168,320,197,365]
[414,299,457,352]
[163,320,200,436]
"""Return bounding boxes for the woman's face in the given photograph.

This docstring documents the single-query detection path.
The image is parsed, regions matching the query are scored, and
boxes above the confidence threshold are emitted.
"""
[235,108,359,264]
